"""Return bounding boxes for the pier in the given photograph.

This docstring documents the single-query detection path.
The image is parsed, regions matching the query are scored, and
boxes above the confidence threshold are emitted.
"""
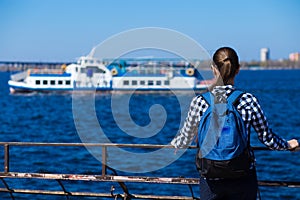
[1,60,299,73]
[0,61,73,72]
[0,142,299,199]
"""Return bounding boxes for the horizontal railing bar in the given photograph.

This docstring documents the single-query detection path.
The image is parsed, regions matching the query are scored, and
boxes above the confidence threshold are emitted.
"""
[1,172,300,188]
[258,180,300,188]
[0,142,178,149]
[0,172,199,185]
[0,142,298,151]
[0,188,195,199]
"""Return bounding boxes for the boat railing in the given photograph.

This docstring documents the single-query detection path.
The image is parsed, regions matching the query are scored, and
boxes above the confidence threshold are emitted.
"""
[28,68,65,75]
[0,142,299,200]
[10,71,28,81]
[126,65,192,76]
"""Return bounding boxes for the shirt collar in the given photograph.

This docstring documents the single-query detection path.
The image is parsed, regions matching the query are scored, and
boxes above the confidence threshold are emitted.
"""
[211,85,235,102]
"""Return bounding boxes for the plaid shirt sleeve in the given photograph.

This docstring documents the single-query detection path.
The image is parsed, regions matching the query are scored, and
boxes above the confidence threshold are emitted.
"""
[238,93,289,150]
[171,95,208,148]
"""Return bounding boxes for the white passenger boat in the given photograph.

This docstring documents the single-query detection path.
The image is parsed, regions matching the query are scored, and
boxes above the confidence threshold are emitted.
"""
[8,56,213,93]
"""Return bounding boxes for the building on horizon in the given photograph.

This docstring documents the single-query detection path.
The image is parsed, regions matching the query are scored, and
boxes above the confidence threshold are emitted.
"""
[260,48,270,62]
[289,52,300,62]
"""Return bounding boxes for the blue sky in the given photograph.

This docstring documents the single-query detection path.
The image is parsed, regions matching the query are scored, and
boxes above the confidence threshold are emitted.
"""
[0,0,299,62]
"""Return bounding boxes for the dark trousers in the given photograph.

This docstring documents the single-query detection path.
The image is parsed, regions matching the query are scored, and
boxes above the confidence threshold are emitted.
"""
[200,171,258,200]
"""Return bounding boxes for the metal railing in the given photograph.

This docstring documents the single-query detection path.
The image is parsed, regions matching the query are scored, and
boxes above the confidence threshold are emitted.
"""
[0,142,299,200]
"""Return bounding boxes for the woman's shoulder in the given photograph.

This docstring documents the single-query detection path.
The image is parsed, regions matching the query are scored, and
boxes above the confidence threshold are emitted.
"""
[233,88,256,100]
[189,94,209,109]
[240,91,259,101]
[236,91,260,108]
[192,94,206,104]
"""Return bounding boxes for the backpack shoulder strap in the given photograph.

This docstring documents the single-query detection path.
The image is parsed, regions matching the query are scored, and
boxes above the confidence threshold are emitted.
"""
[227,89,251,147]
[201,92,213,106]
[227,90,245,105]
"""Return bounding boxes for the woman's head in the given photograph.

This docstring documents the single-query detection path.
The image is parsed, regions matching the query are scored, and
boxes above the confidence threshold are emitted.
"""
[212,47,240,85]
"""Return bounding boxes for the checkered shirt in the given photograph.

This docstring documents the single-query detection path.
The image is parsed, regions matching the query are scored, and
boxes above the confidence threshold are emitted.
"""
[171,85,289,150]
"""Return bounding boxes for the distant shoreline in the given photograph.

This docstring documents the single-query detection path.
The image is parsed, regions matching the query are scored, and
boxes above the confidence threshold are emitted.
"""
[241,67,300,71]
[0,61,300,72]
[1,67,300,73]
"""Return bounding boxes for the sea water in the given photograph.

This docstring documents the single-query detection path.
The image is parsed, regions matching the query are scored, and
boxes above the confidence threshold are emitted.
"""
[0,69,299,199]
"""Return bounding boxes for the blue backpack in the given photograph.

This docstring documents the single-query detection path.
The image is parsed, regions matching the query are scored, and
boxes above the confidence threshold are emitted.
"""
[196,90,253,179]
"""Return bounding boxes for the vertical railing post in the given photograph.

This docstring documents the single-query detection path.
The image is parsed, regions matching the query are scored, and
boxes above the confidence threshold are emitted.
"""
[102,146,107,176]
[4,144,10,173]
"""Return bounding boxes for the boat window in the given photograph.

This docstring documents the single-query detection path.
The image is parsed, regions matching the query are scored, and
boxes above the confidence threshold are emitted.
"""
[140,80,145,85]
[132,80,137,85]
[50,80,55,85]
[58,80,63,85]
[65,80,71,85]
[156,80,161,85]
[75,67,78,72]
[81,67,106,74]
[94,67,105,73]
[36,80,41,85]
[148,80,154,86]
[123,80,130,85]
[43,80,48,85]
[164,80,170,85]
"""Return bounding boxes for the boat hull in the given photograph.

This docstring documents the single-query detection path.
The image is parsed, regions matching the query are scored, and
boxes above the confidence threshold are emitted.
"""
[8,84,206,94]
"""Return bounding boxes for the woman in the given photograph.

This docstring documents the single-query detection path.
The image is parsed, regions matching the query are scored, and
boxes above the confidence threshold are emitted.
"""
[171,47,299,200]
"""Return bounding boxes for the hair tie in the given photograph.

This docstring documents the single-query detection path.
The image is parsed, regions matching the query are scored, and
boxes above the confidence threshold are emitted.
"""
[223,57,231,62]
